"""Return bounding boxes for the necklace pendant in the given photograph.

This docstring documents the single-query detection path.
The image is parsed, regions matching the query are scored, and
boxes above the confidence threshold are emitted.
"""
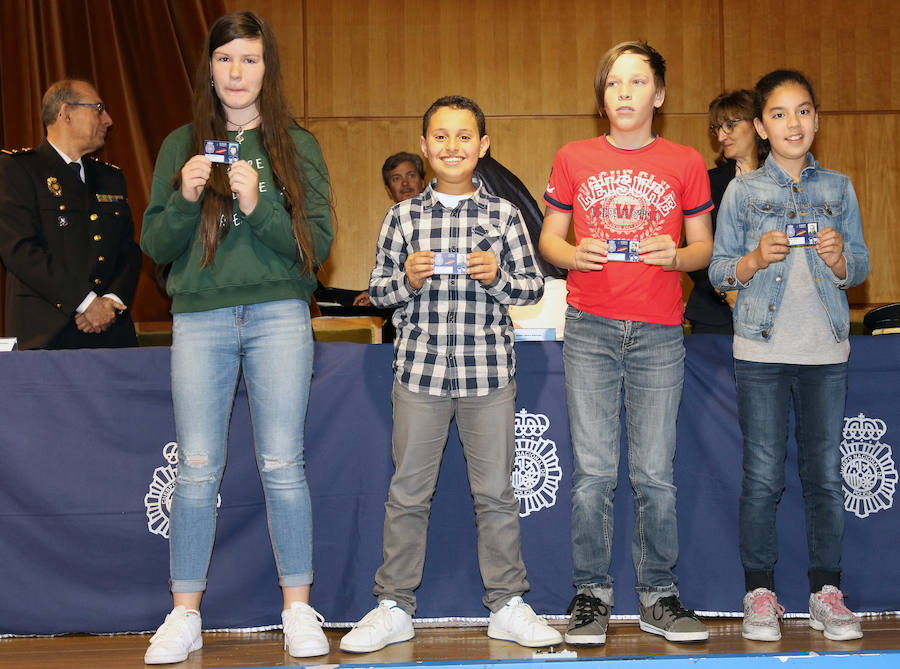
[235,128,245,144]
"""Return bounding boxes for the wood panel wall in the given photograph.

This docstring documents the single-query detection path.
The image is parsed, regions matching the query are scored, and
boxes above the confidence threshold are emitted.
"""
[217,0,900,308]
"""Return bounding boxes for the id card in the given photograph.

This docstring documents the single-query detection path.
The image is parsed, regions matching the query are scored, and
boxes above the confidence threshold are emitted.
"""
[433,251,468,274]
[607,239,640,262]
[204,140,241,164]
[786,222,818,246]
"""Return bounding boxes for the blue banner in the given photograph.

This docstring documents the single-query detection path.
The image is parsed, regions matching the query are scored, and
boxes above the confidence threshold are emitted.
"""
[0,337,897,634]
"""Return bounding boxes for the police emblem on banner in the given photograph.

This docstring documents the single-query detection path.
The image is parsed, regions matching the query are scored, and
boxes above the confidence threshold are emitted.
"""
[512,409,562,518]
[144,441,221,538]
[840,413,897,519]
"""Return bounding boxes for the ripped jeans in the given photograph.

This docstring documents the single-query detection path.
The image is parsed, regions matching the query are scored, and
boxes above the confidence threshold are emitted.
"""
[168,300,314,592]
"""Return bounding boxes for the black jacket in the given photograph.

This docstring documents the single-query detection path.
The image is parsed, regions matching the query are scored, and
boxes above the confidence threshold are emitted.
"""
[475,150,566,279]
[685,161,735,330]
[0,140,141,349]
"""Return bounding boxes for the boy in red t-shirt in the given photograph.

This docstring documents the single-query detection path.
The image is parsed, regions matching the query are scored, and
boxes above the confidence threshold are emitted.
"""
[540,41,713,646]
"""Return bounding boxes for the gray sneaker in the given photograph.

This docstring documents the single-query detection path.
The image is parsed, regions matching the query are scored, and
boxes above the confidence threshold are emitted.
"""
[564,593,609,645]
[639,595,708,642]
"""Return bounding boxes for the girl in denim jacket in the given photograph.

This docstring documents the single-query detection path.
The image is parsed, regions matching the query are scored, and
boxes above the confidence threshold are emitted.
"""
[709,70,869,644]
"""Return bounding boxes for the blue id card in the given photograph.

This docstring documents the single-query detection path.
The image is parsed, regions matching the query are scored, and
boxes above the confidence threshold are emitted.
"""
[204,140,240,164]
[433,251,468,274]
[607,239,640,262]
[786,222,818,246]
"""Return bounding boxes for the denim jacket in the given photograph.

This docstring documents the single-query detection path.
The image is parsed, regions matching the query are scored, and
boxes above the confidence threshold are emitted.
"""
[709,153,869,343]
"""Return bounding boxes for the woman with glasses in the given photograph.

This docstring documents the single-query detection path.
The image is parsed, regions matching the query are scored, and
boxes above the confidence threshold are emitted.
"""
[685,90,767,334]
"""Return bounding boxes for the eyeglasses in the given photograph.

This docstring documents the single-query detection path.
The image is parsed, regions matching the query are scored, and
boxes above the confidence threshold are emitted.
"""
[68,101,105,114]
[710,118,747,135]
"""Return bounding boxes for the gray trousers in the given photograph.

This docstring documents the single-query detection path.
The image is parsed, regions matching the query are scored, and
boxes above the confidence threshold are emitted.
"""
[373,380,529,614]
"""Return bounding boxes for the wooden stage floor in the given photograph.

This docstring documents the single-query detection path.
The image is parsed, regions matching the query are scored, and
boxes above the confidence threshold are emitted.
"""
[2,615,899,668]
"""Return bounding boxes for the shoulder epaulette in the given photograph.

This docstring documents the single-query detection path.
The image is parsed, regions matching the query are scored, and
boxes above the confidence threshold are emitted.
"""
[86,155,121,170]
[1,147,34,155]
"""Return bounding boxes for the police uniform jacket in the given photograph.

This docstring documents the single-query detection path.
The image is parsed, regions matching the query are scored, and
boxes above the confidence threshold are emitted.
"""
[0,139,142,349]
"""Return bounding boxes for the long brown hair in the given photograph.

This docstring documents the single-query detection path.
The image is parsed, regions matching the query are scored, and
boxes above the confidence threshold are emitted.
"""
[190,11,320,273]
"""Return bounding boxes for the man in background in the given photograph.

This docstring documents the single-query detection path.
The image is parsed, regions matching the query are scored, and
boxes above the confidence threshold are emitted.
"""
[0,79,141,349]
[382,151,426,206]
[350,152,428,306]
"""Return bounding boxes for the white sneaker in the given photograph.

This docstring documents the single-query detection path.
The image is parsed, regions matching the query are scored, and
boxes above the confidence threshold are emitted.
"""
[339,600,414,653]
[809,585,863,641]
[742,588,784,641]
[144,606,202,664]
[282,601,329,657]
[487,596,563,648]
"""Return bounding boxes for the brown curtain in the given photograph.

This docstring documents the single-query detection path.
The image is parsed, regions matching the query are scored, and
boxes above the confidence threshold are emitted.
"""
[0,0,226,329]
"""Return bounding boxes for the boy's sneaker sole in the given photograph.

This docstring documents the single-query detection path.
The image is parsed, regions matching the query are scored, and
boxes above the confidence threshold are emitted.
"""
[340,628,414,653]
[564,631,606,645]
[486,627,561,648]
[639,620,708,642]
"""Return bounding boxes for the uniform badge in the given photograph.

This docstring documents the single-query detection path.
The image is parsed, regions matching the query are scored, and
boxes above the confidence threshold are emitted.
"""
[57,215,68,227]
[47,177,62,197]
[95,193,125,202]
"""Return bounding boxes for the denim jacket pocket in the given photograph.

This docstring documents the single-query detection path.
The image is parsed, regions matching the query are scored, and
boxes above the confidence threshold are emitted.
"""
[748,200,785,239]
[810,201,844,233]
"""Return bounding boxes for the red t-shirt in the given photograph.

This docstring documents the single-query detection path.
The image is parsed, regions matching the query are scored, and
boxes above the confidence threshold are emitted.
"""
[544,135,712,324]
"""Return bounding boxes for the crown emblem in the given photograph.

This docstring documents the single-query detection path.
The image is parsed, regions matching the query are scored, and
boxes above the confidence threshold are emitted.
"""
[843,414,887,442]
[512,409,562,517]
[841,414,897,519]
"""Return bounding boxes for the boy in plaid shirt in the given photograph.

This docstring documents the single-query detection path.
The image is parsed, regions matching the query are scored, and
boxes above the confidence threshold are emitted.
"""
[340,96,557,653]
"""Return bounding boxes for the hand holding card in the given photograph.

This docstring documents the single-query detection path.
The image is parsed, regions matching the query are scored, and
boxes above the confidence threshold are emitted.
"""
[181,154,212,202]
[466,251,498,285]
[573,238,607,271]
[227,159,259,216]
[405,250,435,290]
[815,226,844,272]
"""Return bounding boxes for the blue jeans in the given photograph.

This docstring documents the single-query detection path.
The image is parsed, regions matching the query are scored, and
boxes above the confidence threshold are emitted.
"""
[735,359,847,591]
[563,308,685,591]
[168,300,315,592]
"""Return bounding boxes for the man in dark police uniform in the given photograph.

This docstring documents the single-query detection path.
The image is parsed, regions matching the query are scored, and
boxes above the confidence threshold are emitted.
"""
[0,79,141,349]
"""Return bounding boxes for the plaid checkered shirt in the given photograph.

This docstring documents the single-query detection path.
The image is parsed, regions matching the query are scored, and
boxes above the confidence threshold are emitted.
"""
[370,179,544,397]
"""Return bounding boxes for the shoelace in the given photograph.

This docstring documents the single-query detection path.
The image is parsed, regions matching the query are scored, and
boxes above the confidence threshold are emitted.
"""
[150,611,194,643]
[357,604,395,630]
[284,605,324,633]
[508,601,544,626]
[656,595,696,620]
[567,594,609,626]
[817,590,857,618]
[749,592,784,618]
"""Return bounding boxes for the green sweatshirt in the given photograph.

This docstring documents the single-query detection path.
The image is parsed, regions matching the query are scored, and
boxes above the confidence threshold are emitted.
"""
[141,124,332,313]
